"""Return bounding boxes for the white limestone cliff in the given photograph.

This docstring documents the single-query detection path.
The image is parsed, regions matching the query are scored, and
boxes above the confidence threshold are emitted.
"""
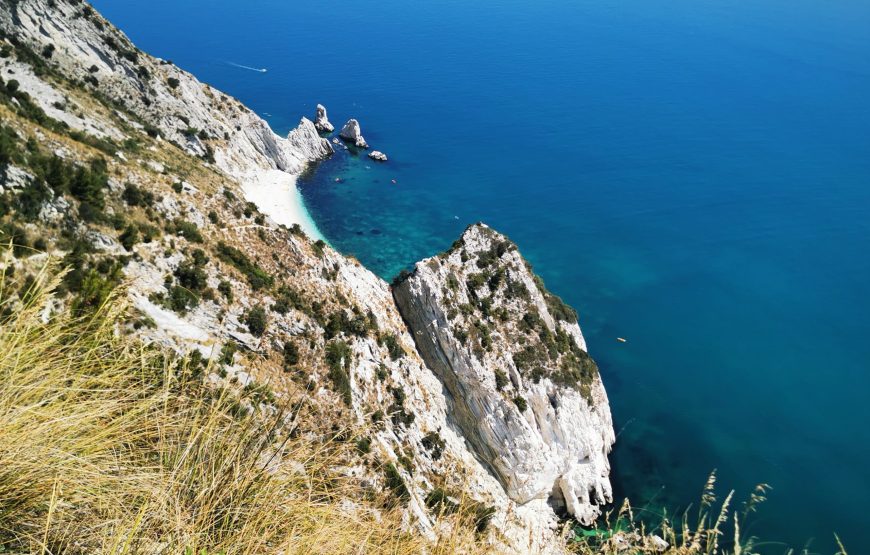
[0,0,332,183]
[0,2,617,552]
[393,223,615,525]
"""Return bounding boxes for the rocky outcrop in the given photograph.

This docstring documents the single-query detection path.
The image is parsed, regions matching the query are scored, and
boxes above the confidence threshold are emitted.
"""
[339,118,368,148]
[1,2,617,552]
[286,117,333,161]
[0,0,332,179]
[314,103,334,133]
[368,150,388,162]
[393,223,615,525]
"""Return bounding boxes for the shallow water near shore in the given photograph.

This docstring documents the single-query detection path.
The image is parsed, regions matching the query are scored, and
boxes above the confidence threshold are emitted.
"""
[93,0,870,550]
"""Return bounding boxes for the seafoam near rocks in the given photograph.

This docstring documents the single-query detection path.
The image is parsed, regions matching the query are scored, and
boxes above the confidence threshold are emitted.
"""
[393,223,615,524]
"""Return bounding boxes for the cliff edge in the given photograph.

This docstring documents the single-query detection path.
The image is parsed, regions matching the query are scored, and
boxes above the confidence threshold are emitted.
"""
[394,223,615,524]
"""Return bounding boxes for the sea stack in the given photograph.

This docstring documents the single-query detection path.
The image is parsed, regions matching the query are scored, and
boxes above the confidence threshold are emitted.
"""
[314,103,334,133]
[339,118,369,148]
[368,150,388,161]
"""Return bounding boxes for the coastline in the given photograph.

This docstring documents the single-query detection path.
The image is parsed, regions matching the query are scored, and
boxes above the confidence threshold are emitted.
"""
[241,169,327,243]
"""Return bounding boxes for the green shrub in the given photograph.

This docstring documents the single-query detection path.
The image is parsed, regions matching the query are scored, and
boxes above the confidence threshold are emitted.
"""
[167,77,180,89]
[380,333,404,360]
[421,432,446,460]
[216,242,273,290]
[325,340,352,405]
[513,395,528,412]
[425,488,458,515]
[282,341,299,367]
[119,224,139,251]
[494,369,508,391]
[312,239,326,258]
[219,341,237,365]
[172,219,203,243]
[121,183,154,206]
[217,280,233,302]
[355,437,372,455]
[244,306,267,337]
[383,463,409,503]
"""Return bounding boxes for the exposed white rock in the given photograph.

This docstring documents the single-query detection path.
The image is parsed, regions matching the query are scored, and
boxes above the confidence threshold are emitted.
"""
[1,3,616,553]
[0,0,333,205]
[393,223,615,525]
[314,103,334,133]
[339,118,369,148]
[1,165,33,192]
[368,150,388,162]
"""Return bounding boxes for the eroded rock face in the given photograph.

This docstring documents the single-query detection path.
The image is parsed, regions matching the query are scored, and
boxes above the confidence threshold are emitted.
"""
[393,223,615,524]
[0,0,333,179]
[368,150,388,161]
[339,118,369,148]
[314,103,334,133]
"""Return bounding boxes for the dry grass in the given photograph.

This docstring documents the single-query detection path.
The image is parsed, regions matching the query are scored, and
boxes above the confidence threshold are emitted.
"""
[0,256,847,555]
[0,258,488,554]
[568,472,848,555]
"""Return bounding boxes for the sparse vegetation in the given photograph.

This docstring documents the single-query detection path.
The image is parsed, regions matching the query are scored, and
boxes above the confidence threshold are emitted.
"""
[325,340,353,405]
[216,241,274,290]
[245,305,268,336]
[0,264,490,553]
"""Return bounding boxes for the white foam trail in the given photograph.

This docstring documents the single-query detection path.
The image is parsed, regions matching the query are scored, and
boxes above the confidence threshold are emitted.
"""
[225,61,267,73]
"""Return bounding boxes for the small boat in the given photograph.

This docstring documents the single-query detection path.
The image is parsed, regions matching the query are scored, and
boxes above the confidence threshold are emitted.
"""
[617,337,627,343]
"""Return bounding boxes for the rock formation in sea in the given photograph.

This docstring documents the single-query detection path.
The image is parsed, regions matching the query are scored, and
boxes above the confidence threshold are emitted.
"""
[339,118,369,148]
[368,150,388,161]
[314,103,334,133]
[393,223,615,525]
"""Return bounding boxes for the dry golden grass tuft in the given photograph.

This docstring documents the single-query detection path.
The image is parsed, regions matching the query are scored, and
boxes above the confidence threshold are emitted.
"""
[0,258,489,554]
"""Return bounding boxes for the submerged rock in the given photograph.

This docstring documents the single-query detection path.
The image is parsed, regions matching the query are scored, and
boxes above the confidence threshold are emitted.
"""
[393,223,615,525]
[368,150,388,162]
[314,103,334,133]
[339,118,369,148]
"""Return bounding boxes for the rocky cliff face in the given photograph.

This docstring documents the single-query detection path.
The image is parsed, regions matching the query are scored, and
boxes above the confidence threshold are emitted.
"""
[0,2,615,552]
[393,224,615,524]
[0,0,332,179]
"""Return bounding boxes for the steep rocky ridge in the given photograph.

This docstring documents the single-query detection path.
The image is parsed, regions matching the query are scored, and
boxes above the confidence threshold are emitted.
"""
[393,224,615,524]
[0,0,332,180]
[0,1,615,553]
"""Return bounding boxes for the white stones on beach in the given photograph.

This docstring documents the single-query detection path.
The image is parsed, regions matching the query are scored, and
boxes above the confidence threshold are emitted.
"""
[314,103,334,133]
[339,118,368,148]
[368,150,388,162]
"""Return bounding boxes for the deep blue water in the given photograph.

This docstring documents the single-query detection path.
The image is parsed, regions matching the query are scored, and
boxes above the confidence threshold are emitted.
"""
[92,1,870,551]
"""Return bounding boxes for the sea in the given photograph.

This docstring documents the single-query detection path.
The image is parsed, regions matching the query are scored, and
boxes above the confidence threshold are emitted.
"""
[91,0,870,551]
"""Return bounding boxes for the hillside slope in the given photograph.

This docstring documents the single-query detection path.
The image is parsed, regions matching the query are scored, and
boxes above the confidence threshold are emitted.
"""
[0,1,618,553]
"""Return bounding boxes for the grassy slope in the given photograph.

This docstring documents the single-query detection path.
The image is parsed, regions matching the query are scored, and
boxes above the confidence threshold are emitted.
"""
[0,260,489,554]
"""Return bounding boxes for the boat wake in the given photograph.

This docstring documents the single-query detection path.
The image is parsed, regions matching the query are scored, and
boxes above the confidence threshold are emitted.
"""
[226,61,267,73]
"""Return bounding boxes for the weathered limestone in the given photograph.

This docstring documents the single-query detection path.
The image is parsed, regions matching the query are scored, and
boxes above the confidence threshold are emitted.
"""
[393,223,615,525]
[339,118,369,148]
[314,103,334,133]
[368,150,388,161]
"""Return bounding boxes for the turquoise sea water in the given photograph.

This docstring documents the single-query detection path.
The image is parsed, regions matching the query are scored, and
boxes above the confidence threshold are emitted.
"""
[92,1,870,550]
